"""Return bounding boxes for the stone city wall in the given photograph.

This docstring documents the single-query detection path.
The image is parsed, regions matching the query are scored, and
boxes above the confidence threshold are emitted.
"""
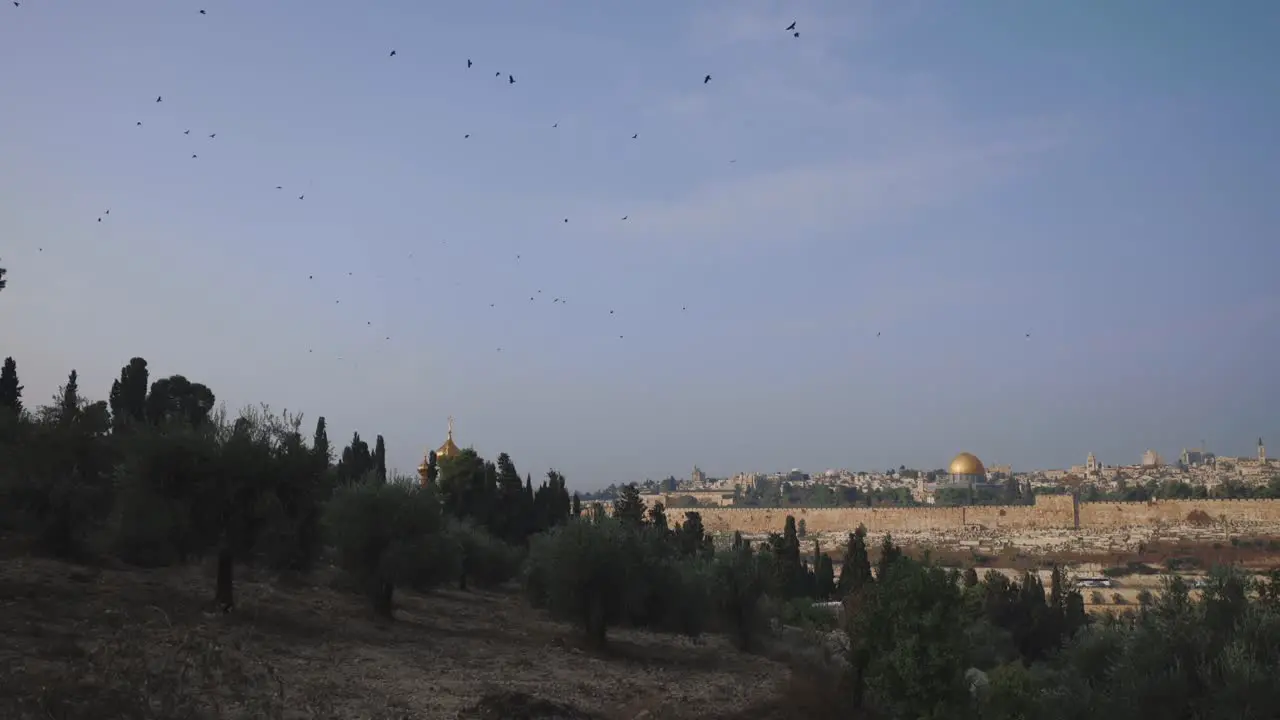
[599,495,1280,535]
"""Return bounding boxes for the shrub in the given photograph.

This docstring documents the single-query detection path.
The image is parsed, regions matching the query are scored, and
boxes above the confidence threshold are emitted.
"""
[325,480,459,617]
[447,518,525,590]
[525,516,709,648]
[713,544,769,650]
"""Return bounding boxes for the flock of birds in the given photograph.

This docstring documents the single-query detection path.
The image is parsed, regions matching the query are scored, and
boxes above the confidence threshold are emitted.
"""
[10,5,1032,359]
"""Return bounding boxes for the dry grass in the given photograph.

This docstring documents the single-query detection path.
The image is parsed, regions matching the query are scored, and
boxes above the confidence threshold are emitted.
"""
[0,555,789,720]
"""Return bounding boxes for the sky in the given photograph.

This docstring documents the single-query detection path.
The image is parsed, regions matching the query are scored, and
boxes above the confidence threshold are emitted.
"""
[2,0,1279,489]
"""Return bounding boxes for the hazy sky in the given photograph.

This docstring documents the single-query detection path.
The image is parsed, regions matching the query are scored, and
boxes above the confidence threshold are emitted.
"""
[3,1,1278,488]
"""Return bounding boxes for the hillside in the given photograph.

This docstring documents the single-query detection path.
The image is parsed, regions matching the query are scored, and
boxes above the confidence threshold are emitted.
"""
[0,555,789,720]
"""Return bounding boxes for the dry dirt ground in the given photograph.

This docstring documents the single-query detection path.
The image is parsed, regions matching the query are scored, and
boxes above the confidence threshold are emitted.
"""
[0,556,793,720]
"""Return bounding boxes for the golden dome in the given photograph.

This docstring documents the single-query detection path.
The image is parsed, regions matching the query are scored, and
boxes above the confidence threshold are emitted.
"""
[435,416,460,459]
[948,452,986,476]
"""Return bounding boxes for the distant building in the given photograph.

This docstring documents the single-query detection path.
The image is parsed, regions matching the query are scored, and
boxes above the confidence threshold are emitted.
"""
[418,416,462,485]
[947,452,988,489]
[1141,449,1162,468]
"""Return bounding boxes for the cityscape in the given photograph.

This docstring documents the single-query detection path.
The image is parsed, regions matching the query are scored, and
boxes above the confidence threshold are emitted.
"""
[571,438,1277,508]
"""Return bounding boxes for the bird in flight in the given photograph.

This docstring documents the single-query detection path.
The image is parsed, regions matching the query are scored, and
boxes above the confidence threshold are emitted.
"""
[136,121,142,126]
[389,50,396,57]
[298,194,305,200]
[552,123,558,128]
[621,216,628,220]
[156,96,163,103]
[464,134,470,138]
[467,59,473,68]
[199,9,206,14]
[786,21,796,31]
[632,133,638,139]
[191,154,198,159]
[184,129,190,135]
[704,74,712,84]
[276,186,282,189]
[508,74,516,84]
[208,133,216,138]
[877,332,881,337]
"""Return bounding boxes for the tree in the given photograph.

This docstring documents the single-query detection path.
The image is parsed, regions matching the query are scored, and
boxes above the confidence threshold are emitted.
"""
[325,481,459,617]
[338,431,373,483]
[647,501,668,532]
[613,483,646,527]
[144,375,215,427]
[312,416,330,466]
[110,357,150,428]
[814,541,836,600]
[54,369,81,425]
[571,491,582,518]
[373,434,387,483]
[837,525,873,596]
[876,532,902,580]
[0,356,23,415]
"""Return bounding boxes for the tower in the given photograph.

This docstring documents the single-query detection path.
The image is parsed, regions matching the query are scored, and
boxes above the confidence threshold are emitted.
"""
[1086,452,1098,475]
[1260,437,1267,463]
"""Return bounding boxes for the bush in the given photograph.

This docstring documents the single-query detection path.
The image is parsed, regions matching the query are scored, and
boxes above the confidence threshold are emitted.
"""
[447,518,525,590]
[712,545,769,650]
[325,480,459,617]
[525,516,709,648]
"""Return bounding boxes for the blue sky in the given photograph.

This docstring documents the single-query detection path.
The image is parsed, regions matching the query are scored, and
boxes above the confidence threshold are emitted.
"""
[2,0,1278,488]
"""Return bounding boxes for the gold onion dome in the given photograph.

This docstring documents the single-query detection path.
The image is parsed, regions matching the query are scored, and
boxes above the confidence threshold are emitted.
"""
[436,416,460,459]
[949,452,986,476]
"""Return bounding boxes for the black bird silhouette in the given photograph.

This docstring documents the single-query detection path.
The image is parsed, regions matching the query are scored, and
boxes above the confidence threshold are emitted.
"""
[14,2,20,6]
[794,32,800,37]
[877,332,881,337]
[191,154,197,159]
[467,59,472,68]
[632,133,638,139]
[308,275,312,279]
[495,71,501,77]
[508,74,515,84]
[276,186,282,189]
[682,306,686,311]
[552,122,558,128]
[786,21,796,31]
[704,74,712,83]
[1025,333,1031,338]
[298,194,305,200]
[621,216,628,220]
[136,121,142,126]
[183,129,190,135]
[208,133,216,138]
[199,9,205,14]
[563,218,568,223]
[97,218,101,222]
[156,96,162,103]
[389,50,396,57]
[105,209,109,215]
[464,134,470,138]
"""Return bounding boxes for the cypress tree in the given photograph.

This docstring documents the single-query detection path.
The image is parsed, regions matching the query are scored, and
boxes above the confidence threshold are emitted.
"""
[0,357,23,415]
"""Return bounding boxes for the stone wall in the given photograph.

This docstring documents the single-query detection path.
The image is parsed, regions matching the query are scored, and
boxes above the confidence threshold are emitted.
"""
[599,495,1280,536]
[1077,498,1280,528]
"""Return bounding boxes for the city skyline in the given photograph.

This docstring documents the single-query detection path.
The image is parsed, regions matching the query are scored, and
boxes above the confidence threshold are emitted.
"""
[3,1,1278,489]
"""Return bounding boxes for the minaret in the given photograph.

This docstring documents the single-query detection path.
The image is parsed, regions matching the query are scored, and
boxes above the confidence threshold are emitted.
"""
[1260,437,1267,463]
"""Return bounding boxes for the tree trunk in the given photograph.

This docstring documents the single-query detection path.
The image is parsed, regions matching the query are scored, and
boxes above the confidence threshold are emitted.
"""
[372,580,395,618]
[584,595,607,650]
[215,548,234,612]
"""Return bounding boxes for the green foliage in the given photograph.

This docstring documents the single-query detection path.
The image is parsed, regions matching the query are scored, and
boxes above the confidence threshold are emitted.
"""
[325,480,459,617]
[0,356,23,415]
[837,525,872,596]
[447,517,525,589]
[525,516,709,648]
[612,483,646,527]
